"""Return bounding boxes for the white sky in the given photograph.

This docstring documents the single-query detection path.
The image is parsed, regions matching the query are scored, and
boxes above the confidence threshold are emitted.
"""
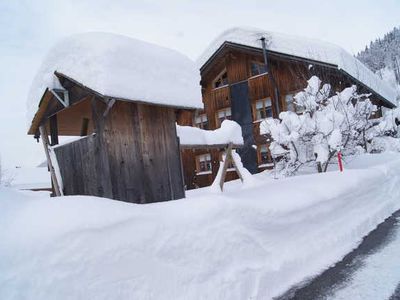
[0,0,399,169]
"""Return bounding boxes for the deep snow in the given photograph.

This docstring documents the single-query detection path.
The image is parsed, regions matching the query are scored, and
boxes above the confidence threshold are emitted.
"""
[27,32,202,125]
[1,152,400,299]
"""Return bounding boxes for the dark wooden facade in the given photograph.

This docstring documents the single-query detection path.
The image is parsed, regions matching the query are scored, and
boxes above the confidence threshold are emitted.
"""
[178,42,394,189]
[29,73,186,203]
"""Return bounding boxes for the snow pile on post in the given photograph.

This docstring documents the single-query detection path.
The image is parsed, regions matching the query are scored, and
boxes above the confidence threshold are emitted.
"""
[27,32,202,123]
[1,153,400,299]
[198,27,397,106]
[177,120,243,146]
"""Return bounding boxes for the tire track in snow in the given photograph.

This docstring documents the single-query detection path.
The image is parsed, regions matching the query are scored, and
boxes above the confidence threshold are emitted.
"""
[276,210,400,300]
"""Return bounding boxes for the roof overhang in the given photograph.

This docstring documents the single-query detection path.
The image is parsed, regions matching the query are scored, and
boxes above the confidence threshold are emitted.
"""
[27,71,202,135]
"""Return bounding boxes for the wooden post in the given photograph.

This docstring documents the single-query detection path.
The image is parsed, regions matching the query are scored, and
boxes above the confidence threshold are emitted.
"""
[39,125,62,196]
[49,114,59,146]
[219,143,243,191]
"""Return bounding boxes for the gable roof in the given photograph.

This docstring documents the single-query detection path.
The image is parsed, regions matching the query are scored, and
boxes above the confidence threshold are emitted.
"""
[197,27,397,106]
[27,32,203,126]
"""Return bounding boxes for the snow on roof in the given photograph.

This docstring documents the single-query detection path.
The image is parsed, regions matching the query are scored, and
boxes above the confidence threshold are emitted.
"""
[197,27,397,106]
[27,32,202,123]
[177,120,243,146]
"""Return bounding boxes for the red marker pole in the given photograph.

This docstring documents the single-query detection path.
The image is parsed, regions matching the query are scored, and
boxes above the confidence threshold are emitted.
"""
[337,151,343,172]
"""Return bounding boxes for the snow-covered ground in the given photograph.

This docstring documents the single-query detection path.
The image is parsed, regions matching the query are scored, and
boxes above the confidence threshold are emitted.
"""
[1,152,400,300]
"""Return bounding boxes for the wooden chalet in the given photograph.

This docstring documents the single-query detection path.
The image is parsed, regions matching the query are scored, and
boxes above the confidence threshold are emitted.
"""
[27,33,202,203]
[178,28,398,189]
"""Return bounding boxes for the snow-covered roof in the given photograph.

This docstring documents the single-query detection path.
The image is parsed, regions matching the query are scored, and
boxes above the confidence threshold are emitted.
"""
[197,27,397,106]
[27,32,202,123]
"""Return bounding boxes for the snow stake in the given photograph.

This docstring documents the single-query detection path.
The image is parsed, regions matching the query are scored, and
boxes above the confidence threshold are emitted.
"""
[337,151,343,172]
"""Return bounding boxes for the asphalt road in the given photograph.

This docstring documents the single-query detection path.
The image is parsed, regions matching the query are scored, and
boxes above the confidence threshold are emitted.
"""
[276,210,400,300]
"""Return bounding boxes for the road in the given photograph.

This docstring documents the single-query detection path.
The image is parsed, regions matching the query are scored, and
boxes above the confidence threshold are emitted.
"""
[276,210,400,300]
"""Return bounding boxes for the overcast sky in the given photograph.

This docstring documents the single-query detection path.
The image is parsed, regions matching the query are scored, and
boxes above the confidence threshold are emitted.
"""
[0,0,399,169]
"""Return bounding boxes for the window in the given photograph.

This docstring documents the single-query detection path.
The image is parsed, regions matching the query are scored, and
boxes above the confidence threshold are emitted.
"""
[194,113,208,129]
[213,70,228,89]
[196,154,212,174]
[250,61,268,77]
[255,98,273,120]
[285,94,295,112]
[285,93,305,114]
[216,107,232,126]
[258,144,273,167]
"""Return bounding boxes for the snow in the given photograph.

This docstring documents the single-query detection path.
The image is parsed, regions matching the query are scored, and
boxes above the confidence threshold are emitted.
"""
[177,120,243,146]
[1,152,400,299]
[27,32,202,124]
[8,167,50,190]
[198,27,397,106]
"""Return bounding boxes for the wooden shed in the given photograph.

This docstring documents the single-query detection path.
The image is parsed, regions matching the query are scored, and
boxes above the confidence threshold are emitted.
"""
[27,33,202,203]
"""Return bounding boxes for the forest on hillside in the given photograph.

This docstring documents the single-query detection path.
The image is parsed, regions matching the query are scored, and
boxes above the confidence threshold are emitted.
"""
[357,26,400,97]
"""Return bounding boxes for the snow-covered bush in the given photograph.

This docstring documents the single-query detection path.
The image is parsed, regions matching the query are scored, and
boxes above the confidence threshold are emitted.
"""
[371,107,400,137]
[261,76,378,175]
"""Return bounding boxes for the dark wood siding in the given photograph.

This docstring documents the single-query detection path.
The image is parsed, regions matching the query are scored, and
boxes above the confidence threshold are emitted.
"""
[55,99,185,203]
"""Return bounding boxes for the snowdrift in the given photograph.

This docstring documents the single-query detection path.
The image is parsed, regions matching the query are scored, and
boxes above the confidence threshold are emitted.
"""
[1,153,400,299]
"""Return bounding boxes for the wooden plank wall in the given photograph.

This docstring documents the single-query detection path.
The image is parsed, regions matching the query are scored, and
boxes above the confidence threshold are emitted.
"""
[56,99,185,203]
[54,134,108,196]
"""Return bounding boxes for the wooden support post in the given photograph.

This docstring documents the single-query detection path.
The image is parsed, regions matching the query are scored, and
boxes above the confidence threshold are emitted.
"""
[80,118,89,136]
[39,125,62,197]
[49,114,59,146]
[219,143,243,191]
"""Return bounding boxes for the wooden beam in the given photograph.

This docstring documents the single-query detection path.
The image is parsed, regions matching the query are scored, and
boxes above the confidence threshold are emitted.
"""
[80,118,89,136]
[39,126,63,197]
[103,98,116,117]
[216,143,244,191]
[49,114,59,146]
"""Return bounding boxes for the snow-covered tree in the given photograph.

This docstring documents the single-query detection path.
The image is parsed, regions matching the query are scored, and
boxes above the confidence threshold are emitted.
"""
[357,26,400,97]
[260,76,378,175]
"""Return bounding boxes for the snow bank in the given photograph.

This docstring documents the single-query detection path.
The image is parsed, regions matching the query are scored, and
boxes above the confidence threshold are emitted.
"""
[27,32,202,124]
[177,120,243,146]
[1,153,400,299]
[198,27,397,106]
